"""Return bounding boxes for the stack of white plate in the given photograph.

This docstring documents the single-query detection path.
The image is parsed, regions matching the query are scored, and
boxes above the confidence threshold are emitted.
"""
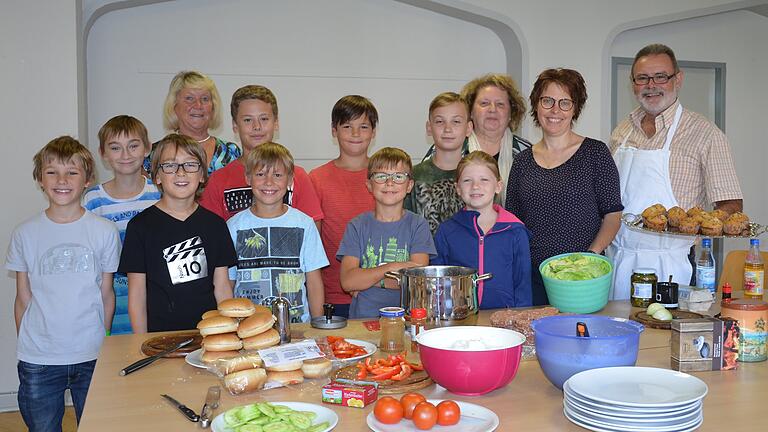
[562,367,708,432]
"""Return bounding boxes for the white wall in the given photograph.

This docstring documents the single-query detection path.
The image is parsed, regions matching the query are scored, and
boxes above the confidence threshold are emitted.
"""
[0,0,79,411]
[2,0,765,411]
[86,0,507,179]
[612,9,768,254]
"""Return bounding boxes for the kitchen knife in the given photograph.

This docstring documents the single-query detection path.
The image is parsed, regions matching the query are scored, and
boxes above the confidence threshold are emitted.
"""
[199,385,221,428]
[161,394,200,422]
[120,338,194,376]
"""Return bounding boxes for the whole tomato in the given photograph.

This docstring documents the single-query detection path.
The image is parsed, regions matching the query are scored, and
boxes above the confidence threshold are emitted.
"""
[373,396,404,424]
[437,400,461,426]
[400,393,427,419]
[411,401,438,430]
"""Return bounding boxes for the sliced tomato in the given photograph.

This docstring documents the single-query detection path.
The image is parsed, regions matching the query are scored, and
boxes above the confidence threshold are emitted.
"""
[327,336,343,344]
[390,364,412,381]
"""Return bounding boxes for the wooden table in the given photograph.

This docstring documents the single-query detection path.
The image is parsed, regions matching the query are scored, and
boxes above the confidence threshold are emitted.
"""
[78,302,766,431]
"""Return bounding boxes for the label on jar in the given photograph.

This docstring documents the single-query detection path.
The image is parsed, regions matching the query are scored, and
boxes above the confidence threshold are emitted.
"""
[632,282,653,299]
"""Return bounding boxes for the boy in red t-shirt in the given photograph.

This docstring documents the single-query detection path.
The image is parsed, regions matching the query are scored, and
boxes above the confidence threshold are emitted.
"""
[309,95,378,318]
[200,85,323,225]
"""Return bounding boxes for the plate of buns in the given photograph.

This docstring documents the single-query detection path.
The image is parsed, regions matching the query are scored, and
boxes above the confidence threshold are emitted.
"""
[623,204,766,238]
[193,298,335,395]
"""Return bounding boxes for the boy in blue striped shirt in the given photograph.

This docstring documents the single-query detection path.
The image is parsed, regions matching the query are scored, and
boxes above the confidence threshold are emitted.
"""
[83,115,160,334]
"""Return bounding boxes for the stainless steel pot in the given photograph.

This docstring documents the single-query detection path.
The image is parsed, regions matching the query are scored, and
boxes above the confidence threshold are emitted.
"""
[385,266,492,321]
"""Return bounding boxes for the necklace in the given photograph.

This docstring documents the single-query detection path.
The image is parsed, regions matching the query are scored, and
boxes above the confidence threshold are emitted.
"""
[196,135,211,143]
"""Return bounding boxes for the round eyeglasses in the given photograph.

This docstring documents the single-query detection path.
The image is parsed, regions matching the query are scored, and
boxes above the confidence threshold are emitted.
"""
[539,96,574,111]
[632,73,676,85]
[158,161,202,174]
[369,172,410,184]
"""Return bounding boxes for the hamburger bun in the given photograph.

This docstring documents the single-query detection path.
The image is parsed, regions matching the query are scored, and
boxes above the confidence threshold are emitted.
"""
[220,353,263,374]
[202,333,243,352]
[242,329,280,351]
[266,370,304,386]
[266,359,303,372]
[218,298,257,318]
[237,310,276,339]
[201,349,241,363]
[225,368,267,395]
[301,357,333,379]
[197,316,239,336]
[201,309,221,320]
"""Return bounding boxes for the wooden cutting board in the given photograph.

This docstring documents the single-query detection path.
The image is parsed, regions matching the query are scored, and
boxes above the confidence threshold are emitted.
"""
[630,310,704,330]
[140,331,202,357]
[332,364,432,395]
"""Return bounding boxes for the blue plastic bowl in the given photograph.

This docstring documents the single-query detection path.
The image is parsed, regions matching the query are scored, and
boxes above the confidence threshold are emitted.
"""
[531,315,644,390]
[539,253,613,313]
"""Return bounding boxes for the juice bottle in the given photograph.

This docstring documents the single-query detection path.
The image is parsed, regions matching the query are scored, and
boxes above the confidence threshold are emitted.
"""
[744,238,764,299]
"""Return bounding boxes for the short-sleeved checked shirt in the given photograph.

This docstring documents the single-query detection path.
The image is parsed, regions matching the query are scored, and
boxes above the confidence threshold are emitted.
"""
[609,101,742,210]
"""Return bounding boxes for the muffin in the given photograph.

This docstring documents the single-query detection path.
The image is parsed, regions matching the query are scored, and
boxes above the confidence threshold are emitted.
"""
[667,206,687,228]
[642,203,667,219]
[723,212,750,235]
[643,214,668,232]
[709,209,729,222]
[677,216,701,235]
[700,216,723,236]
[687,206,705,218]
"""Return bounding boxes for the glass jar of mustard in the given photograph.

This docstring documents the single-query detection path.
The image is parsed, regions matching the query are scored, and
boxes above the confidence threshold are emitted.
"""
[631,268,657,308]
[379,307,406,353]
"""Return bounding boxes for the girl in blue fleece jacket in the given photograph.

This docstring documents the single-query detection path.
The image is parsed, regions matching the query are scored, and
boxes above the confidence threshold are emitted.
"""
[432,151,532,308]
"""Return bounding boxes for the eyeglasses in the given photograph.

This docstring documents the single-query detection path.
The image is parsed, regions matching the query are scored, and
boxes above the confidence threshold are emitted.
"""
[369,172,410,184]
[632,73,677,85]
[539,97,574,111]
[158,162,202,174]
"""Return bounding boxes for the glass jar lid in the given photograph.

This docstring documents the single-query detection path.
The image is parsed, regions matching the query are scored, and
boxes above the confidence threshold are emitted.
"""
[379,307,405,318]
[632,268,656,275]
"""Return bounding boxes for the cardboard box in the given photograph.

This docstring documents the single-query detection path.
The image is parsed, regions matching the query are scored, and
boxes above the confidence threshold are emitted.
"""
[671,317,735,372]
[321,379,378,408]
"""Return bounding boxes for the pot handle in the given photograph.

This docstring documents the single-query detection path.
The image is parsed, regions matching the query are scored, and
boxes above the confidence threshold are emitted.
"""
[384,271,401,283]
[474,273,493,282]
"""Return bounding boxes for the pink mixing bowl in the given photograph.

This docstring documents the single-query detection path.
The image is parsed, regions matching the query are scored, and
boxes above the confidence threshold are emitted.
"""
[415,326,525,395]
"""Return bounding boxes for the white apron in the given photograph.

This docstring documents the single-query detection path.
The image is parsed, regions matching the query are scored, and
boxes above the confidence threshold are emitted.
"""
[606,105,693,300]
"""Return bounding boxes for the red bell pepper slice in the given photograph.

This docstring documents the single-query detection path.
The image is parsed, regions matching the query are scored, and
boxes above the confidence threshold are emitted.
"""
[356,362,368,379]
[390,364,412,381]
[372,365,401,381]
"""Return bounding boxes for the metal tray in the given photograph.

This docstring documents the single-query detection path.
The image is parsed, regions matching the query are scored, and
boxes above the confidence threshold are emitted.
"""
[621,213,767,239]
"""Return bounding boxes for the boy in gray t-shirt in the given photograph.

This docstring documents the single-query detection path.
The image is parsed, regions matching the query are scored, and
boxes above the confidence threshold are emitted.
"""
[337,147,436,319]
[6,137,120,430]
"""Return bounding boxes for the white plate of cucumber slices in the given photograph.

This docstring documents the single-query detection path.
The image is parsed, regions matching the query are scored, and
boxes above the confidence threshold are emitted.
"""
[212,401,338,432]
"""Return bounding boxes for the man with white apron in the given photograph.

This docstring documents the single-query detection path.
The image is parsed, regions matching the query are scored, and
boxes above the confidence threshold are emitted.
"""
[607,44,743,300]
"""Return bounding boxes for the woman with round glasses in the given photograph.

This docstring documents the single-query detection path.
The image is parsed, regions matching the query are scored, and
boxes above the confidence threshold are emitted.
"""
[144,71,241,176]
[504,69,623,305]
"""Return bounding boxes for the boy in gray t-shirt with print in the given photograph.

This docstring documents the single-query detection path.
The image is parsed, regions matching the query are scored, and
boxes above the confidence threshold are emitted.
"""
[337,147,436,319]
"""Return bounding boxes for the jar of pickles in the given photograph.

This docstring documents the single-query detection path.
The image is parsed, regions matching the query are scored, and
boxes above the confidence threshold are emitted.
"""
[379,307,405,352]
[631,269,657,308]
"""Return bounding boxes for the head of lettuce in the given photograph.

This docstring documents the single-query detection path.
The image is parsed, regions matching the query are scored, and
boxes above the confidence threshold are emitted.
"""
[541,254,612,281]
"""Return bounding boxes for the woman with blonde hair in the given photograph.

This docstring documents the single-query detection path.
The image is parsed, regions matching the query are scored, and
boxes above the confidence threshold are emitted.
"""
[144,70,240,175]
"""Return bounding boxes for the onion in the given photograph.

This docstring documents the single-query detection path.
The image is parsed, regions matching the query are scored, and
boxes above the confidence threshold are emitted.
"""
[652,308,673,321]
[646,303,666,315]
